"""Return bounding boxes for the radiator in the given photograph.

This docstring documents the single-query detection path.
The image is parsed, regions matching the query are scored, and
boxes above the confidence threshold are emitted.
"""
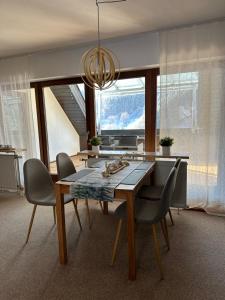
[0,154,21,191]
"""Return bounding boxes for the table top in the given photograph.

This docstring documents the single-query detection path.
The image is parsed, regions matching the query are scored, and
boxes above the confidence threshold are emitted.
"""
[56,161,155,193]
[78,149,189,159]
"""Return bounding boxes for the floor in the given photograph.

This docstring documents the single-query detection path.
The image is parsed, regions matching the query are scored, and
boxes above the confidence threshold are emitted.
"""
[0,192,225,300]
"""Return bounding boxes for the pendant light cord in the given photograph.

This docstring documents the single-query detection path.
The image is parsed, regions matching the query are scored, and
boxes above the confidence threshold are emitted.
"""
[96,0,126,50]
[96,0,100,50]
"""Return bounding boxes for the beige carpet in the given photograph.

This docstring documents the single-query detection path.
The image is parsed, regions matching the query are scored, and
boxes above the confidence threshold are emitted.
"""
[0,192,225,300]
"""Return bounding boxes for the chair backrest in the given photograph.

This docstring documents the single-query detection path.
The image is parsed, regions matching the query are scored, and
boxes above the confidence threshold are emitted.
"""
[173,158,181,184]
[155,167,177,222]
[171,158,181,200]
[174,158,181,169]
[56,152,76,180]
[23,158,54,204]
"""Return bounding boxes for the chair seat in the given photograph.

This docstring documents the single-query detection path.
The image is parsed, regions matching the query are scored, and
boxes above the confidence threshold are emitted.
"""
[138,185,163,200]
[135,199,162,224]
[30,193,74,206]
[114,198,162,225]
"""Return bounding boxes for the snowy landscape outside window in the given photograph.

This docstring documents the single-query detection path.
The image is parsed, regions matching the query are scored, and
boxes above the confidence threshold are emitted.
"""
[95,77,145,151]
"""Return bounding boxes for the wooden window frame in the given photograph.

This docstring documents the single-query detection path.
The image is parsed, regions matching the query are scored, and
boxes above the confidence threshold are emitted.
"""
[30,68,159,167]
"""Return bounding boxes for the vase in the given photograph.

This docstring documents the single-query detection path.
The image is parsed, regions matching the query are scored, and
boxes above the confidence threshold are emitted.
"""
[92,145,100,152]
[162,146,171,156]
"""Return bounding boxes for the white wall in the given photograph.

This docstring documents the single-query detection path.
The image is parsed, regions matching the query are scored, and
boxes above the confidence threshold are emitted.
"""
[29,31,159,80]
[44,88,80,161]
[0,31,159,81]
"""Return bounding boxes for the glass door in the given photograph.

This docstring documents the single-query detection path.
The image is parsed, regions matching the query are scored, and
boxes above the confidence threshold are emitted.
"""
[95,77,145,152]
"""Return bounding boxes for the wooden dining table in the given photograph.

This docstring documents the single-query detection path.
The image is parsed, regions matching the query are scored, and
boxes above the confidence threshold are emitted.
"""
[55,161,155,281]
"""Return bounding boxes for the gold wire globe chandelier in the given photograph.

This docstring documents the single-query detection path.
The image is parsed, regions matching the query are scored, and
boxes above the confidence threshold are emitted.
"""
[81,0,127,90]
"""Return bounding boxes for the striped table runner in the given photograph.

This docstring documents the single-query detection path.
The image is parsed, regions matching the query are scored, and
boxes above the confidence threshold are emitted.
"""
[70,161,148,201]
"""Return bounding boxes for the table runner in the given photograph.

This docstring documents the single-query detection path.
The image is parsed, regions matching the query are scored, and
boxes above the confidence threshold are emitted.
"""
[61,169,95,182]
[70,161,145,201]
[120,170,147,185]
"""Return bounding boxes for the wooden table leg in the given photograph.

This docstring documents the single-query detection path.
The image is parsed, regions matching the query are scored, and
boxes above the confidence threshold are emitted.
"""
[126,191,136,281]
[103,201,109,215]
[55,184,67,264]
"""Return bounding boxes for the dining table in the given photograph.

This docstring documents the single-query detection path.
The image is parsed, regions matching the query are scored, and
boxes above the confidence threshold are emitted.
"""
[55,159,155,281]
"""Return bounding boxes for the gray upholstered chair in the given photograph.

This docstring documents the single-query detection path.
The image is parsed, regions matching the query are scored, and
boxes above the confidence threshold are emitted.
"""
[137,158,181,225]
[23,158,82,243]
[56,153,103,229]
[111,167,177,280]
[56,152,77,180]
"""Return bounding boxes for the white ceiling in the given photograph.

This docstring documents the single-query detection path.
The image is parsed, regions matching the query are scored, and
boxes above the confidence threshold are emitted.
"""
[0,0,225,58]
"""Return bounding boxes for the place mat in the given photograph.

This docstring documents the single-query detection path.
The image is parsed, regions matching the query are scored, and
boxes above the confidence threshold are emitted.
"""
[135,161,154,170]
[70,161,142,202]
[61,169,95,182]
[120,170,147,185]
[89,160,107,168]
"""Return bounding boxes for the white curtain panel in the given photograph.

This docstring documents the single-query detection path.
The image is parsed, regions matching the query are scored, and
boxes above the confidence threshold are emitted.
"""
[159,20,225,216]
[0,56,38,161]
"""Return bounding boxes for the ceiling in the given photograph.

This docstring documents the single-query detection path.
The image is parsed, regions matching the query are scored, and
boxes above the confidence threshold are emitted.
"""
[0,0,225,58]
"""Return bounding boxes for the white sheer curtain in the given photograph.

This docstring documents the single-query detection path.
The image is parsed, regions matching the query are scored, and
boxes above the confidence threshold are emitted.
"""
[0,56,39,162]
[159,20,225,216]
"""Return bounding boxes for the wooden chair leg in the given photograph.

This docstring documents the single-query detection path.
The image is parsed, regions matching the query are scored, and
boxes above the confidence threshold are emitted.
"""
[73,200,82,230]
[111,219,122,266]
[151,224,164,280]
[177,208,180,215]
[53,206,56,224]
[25,204,37,244]
[99,201,104,213]
[160,219,170,250]
[168,208,174,226]
[85,199,91,229]
[163,217,170,248]
[103,202,109,215]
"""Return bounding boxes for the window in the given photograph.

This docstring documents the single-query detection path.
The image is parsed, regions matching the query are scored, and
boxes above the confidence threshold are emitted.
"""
[31,69,159,166]
[95,77,145,151]
[157,72,199,130]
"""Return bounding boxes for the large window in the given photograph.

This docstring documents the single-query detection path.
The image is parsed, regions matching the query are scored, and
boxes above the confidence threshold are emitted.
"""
[1,88,40,159]
[31,69,158,167]
[95,77,145,151]
[157,72,199,129]
[156,72,199,150]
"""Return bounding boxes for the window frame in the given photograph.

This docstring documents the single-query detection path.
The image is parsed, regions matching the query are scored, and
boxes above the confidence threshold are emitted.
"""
[30,68,159,167]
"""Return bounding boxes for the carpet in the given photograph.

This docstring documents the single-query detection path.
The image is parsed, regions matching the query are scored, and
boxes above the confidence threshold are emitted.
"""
[0,192,225,300]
